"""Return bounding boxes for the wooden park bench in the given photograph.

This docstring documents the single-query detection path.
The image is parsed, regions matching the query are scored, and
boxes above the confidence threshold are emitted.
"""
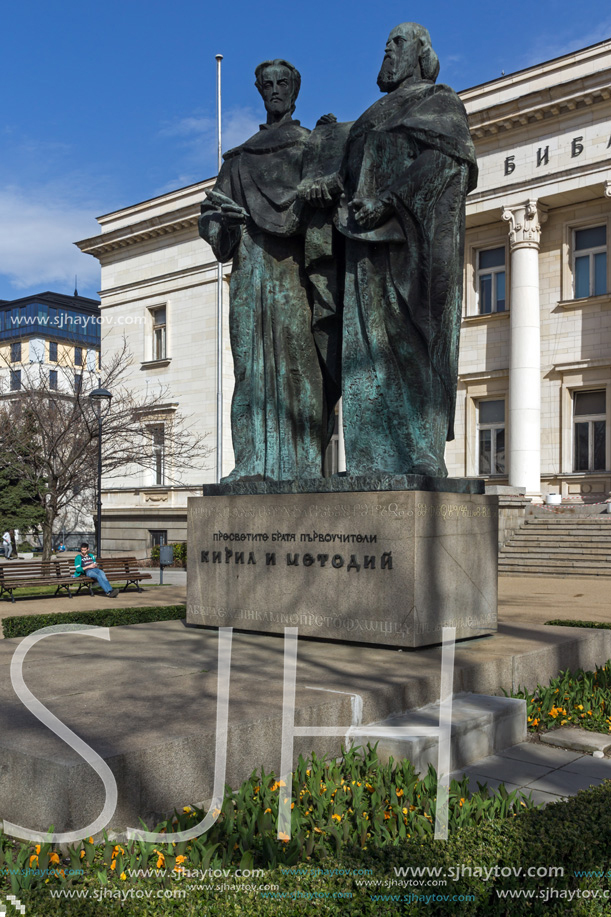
[0,557,151,602]
[73,557,152,596]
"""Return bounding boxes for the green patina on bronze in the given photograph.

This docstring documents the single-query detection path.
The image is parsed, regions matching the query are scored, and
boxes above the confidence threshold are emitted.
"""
[200,25,476,484]
[199,60,340,484]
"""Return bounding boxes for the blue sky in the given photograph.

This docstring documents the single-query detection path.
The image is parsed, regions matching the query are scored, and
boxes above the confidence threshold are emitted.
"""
[2,0,611,302]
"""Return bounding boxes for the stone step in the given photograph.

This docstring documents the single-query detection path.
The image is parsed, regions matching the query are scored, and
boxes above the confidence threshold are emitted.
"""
[500,568,611,576]
[348,694,526,774]
[499,553,611,564]
[503,545,611,556]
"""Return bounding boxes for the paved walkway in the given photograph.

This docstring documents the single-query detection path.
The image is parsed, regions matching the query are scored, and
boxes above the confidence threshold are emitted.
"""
[452,740,611,805]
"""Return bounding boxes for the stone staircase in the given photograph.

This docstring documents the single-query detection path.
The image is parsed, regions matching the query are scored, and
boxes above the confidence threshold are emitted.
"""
[499,510,611,576]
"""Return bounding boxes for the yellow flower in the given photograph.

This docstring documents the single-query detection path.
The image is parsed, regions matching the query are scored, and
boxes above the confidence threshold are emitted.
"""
[253,787,260,794]
[576,705,583,711]
[314,827,324,834]
[459,798,465,807]
[156,854,165,869]
[80,850,86,860]
[278,832,290,842]
[120,872,127,881]
[49,853,60,865]
[183,806,192,813]
[402,807,408,815]
[396,788,404,797]
[264,808,272,814]
[29,855,38,867]
[110,859,117,871]
[88,837,94,845]
[332,814,342,822]
[113,845,125,856]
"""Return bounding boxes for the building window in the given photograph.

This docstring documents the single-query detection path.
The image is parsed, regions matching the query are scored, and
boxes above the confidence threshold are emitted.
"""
[10,369,21,391]
[49,341,58,362]
[49,370,58,391]
[151,307,167,361]
[74,372,83,394]
[478,400,506,475]
[477,247,506,314]
[29,339,45,362]
[74,346,83,366]
[573,226,607,298]
[150,530,167,549]
[573,390,606,472]
[151,424,165,485]
[10,342,21,363]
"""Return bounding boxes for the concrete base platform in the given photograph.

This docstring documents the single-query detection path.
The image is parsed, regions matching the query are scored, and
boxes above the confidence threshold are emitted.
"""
[352,694,526,773]
[0,574,610,836]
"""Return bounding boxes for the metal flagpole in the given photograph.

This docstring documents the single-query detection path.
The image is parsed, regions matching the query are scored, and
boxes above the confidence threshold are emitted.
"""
[215,53,223,483]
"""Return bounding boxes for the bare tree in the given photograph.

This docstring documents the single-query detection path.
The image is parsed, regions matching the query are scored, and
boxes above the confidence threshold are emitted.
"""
[0,338,211,560]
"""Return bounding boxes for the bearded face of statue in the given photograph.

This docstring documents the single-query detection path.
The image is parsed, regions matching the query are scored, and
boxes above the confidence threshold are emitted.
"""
[377,26,422,92]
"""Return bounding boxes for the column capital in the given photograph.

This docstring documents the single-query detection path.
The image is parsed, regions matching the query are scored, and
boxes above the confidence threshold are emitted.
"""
[501,199,548,250]
[604,180,611,199]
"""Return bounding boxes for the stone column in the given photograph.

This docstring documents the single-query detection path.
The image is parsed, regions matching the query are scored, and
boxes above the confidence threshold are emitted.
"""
[501,200,547,498]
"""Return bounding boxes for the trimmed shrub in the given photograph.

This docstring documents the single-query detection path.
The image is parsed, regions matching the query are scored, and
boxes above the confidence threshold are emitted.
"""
[2,605,186,639]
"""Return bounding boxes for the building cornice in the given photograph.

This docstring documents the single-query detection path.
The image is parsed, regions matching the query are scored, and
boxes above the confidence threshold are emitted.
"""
[76,204,201,259]
[465,71,611,140]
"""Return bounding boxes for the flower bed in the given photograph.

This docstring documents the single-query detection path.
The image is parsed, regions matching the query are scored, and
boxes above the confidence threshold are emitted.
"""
[512,660,611,733]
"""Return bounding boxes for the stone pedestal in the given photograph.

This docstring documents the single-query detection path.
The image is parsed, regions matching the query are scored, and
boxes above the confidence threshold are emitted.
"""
[187,487,498,648]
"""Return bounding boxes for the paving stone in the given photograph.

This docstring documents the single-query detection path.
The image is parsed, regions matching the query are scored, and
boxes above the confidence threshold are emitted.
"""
[498,742,584,767]
[540,727,611,754]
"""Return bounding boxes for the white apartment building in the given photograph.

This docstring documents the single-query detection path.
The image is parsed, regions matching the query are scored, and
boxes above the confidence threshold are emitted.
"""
[77,39,611,553]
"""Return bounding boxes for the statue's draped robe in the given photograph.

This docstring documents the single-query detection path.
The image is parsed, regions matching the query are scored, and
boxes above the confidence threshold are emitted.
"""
[337,80,478,476]
[199,119,328,481]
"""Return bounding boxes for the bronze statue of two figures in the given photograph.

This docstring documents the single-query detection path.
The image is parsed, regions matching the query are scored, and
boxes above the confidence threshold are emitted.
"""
[199,23,478,484]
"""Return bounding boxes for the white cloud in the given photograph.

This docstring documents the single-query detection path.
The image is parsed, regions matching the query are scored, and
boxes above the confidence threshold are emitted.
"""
[521,20,611,70]
[0,184,101,296]
[157,106,260,190]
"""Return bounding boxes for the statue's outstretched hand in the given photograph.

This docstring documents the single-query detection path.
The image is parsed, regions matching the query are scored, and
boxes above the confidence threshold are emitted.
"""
[220,201,248,224]
[298,172,344,208]
[351,197,391,230]
[315,113,337,127]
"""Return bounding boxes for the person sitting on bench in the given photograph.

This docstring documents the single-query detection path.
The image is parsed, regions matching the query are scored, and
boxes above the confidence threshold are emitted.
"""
[74,543,119,597]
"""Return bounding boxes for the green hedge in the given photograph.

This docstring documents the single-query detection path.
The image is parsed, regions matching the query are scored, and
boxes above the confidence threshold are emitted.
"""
[547,619,611,630]
[151,542,187,567]
[2,604,186,639]
[11,782,611,916]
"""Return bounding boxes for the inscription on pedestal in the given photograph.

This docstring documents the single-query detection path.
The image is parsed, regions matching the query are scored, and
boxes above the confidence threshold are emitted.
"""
[187,491,498,648]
